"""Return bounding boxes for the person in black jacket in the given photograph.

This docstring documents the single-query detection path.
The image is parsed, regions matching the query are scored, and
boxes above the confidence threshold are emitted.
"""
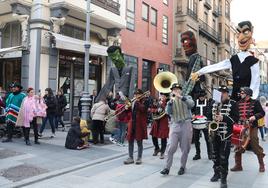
[65,117,89,150]
[209,86,239,188]
[55,89,67,131]
[39,88,56,138]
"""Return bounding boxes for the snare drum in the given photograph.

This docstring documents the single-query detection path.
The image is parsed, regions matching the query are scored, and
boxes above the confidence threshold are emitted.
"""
[192,115,207,129]
[231,123,250,149]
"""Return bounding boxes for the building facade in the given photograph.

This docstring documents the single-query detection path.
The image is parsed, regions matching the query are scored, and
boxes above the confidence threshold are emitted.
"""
[120,0,174,96]
[0,0,126,121]
[173,0,233,93]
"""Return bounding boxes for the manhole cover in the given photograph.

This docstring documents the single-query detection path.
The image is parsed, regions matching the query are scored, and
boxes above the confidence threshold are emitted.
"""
[0,164,48,182]
[0,149,24,159]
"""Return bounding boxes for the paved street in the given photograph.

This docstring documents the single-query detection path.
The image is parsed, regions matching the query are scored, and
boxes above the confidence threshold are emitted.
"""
[1,128,267,188]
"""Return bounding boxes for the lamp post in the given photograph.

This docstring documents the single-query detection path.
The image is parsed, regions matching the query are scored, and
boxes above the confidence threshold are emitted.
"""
[81,0,91,120]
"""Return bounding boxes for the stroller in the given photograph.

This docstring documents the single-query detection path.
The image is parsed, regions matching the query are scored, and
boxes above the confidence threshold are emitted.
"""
[0,107,22,138]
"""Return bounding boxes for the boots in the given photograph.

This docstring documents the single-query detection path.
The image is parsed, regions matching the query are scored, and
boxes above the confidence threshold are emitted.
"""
[230,153,243,171]
[257,153,265,172]
[210,167,220,182]
[220,177,228,188]
[193,154,201,160]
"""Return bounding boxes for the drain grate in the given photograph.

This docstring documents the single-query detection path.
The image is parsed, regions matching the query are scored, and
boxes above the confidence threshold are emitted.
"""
[0,164,48,182]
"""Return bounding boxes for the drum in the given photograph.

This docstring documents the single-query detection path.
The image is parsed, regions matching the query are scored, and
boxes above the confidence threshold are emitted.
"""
[231,123,251,152]
[192,115,207,129]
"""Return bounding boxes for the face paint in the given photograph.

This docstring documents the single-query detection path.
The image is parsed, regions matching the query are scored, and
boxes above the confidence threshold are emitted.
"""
[181,31,197,56]
[236,24,253,51]
[108,49,125,69]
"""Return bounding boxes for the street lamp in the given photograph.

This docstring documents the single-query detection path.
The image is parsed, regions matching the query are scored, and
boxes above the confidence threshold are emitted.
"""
[80,0,91,121]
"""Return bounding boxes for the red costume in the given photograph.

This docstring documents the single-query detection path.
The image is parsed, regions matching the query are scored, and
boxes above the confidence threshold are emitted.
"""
[127,99,148,141]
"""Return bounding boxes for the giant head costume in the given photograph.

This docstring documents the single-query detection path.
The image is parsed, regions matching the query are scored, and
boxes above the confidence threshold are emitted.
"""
[236,21,254,51]
[107,46,125,69]
[181,31,197,57]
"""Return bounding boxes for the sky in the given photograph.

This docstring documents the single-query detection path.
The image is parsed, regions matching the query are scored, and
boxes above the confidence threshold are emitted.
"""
[231,0,268,42]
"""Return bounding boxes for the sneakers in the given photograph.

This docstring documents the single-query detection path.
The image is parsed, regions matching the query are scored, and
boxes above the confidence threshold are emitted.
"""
[35,141,41,145]
[62,127,65,132]
[160,168,169,175]
[2,138,12,143]
[153,149,160,156]
[178,167,185,175]
[38,133,43,138]
[135,158,142,165]
[109,137,117,144]
[50,133,56,138]
[160,153,165,159]
[124,158,134,165]
[26,140,31,146]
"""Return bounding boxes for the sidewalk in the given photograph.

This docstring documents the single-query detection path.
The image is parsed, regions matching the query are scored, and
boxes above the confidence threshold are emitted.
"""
[0,128,153,188]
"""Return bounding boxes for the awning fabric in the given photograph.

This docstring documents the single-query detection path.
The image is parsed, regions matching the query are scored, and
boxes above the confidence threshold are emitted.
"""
[50,32,108,56]
[0,46,24,55]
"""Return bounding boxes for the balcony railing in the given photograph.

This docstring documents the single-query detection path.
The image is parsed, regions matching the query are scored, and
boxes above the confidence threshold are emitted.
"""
[199,19,220,44]
[212,5,219,17]
[187,8,198,20]
[91,0,120,15]
[204,0,212,10]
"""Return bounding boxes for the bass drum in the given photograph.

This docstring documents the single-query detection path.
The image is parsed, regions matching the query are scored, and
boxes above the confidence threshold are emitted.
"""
[231,124,251,153]
[192,115,207,129]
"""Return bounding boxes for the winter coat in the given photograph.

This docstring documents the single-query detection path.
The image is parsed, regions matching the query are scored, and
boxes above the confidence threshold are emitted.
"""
[43,95,57,115]
[91,101,110,121]
[115,103,131,123]
[149,101,169,139]
[65,122,84,149]
[127,100,148,141]
[55,95,67,116]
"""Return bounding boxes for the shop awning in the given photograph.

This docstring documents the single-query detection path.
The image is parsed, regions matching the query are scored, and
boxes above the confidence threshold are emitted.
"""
[0,46,24,56]
[50,32,108,56]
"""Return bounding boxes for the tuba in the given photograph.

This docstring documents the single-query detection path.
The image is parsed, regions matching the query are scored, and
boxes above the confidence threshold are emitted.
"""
[153,71,178,93]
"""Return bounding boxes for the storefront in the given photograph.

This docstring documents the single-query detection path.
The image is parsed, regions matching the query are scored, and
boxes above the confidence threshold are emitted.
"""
[58,51,103,121]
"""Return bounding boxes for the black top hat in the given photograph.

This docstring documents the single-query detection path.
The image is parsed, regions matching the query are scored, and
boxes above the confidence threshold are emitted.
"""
[218,85,229,93]
[198,89,206,97]
[170,83,182,90]
[240,87,253,96]
[11,82,23,90]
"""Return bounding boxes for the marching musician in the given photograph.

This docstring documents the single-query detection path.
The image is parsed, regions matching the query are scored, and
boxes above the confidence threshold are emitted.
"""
[208,86,239,188]
[149,93,169,159]
[231,87,265,173]
[192,90,212,160]
[160,83,194,176]
[124,89,149,165]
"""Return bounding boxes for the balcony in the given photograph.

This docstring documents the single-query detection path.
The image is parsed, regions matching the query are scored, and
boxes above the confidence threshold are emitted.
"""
[204,0,212,10]
[91,0,120,15]
[199,19,220,44]
[212,5,219,17]
[187,8,198,21]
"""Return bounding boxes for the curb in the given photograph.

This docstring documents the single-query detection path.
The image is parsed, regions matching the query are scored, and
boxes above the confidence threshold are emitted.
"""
[7,144,154,188]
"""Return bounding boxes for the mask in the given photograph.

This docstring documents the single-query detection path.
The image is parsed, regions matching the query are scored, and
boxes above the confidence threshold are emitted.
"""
[181,31,197,56]
[236,21,254,51]
[108,49,125,69]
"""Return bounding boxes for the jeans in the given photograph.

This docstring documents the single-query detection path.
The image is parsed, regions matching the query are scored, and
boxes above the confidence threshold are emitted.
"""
[117,121,127,144]
[128,140,143,159]
[39,114,55,134]
[55,115,65,129]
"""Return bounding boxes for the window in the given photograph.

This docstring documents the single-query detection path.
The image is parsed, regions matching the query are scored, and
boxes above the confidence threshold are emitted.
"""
[225,0,230,19]
[204,43,208,62]
[163,0,168,5]
[126,0,135,30]
[142,3,149,21]
[61,25,85,40]
[2,22,21,48]
[142,60,153,92]
[213,18,216,30]
[159,63,170,71]
[225,29,230,44]
[218,23,222,38]
[188,0,198,12]
[162,15,168,44]
[212,48,216,61]
[151,8,157,26]
[124,55,138,89]
[204,12,208,23]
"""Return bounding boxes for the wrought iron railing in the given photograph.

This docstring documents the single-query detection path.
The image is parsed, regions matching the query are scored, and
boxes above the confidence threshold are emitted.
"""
[187,8,198,20]
[199,19,220,43]
[91,0,120,15]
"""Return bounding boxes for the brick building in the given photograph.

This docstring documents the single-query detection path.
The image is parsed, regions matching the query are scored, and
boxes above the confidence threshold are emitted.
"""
[120,0,173,96]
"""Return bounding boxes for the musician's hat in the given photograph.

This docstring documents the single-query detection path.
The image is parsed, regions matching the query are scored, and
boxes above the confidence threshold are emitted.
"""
[240,87,253,96]
[198,89,206,97]
[170,83,182,90]
[218,85,229,93]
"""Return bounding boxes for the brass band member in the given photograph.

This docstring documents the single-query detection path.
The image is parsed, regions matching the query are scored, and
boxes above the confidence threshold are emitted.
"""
[160,83,195,176]
[192,90,212,160]
[149,93,169,159]
[231,87,265,172]
[124,89,148,165]
[209,86,239,188]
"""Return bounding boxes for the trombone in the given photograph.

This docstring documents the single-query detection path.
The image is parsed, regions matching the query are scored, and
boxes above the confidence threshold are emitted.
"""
[104,90,150,122]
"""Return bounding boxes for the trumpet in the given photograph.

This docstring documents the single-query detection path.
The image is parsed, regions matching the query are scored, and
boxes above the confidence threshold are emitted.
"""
[104,91,150,122]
